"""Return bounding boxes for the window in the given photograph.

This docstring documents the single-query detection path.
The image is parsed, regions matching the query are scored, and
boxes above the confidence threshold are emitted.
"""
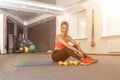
[102,0,120,37]
[78,10,86,39]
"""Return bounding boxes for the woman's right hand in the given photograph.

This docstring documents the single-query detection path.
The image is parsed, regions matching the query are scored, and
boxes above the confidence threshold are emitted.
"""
[76,50,84,57]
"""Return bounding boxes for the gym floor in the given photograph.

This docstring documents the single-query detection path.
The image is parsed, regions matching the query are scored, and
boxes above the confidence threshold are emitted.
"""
[0,53,120,80]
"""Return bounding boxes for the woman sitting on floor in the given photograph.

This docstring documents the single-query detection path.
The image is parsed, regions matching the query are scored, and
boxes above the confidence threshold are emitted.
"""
[52,21,97,65]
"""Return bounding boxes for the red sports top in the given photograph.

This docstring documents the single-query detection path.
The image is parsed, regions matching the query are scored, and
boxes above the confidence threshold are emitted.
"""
[56,42,65,48]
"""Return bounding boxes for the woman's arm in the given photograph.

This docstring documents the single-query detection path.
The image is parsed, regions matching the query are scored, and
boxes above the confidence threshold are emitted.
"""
[56,35,83,56]
[68,36,81,51]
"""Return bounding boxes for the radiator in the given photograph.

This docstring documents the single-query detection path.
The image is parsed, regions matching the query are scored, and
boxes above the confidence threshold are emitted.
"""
[107,40,120,52]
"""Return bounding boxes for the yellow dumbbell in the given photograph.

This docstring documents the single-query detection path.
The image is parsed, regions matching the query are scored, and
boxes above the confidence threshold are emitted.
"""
[58,61,69,66]
[47,50,53,53]
[69,60,79,65]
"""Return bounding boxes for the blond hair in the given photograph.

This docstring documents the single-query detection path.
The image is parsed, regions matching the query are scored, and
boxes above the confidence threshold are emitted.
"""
[61,21,69,27]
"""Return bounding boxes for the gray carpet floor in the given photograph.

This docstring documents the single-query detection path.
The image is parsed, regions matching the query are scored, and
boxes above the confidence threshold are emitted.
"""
[0,53,120,80]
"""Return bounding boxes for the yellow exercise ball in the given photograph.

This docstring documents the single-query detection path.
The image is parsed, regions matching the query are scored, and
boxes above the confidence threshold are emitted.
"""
[24,47,29,53]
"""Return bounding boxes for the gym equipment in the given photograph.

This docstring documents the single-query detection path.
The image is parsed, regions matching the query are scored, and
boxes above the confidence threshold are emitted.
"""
[47,50,53,53]
[58,61,69,66]
[29,44,36,52]
[19,42,24,47]
[24,46,29,53]
[18,37,22,42]
[22,39,26,44]
[69,60,79,65]
[26,39,32,46]
[19,47,24,52]
[12,62,57,67]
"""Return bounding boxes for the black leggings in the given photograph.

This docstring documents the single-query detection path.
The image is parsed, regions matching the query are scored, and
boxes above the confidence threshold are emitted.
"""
[52,45,87,62]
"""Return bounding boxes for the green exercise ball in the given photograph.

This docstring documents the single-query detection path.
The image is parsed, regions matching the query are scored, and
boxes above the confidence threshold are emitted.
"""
[29,44,36,52]
[20,43,24,47]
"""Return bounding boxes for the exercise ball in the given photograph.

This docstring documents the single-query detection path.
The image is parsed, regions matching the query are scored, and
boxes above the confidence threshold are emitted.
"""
[19,47,24,53]
[29,44,36,52]
[19,42,24,47]
[22,39,26,44]
[26,39,32,46]
[24,47,29,53]
[18,37,22,42]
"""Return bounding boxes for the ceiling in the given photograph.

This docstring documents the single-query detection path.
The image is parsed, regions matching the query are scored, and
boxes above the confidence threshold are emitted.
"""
[3,9,41,21]
[0,0,99,27]
[26,0,56,5]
